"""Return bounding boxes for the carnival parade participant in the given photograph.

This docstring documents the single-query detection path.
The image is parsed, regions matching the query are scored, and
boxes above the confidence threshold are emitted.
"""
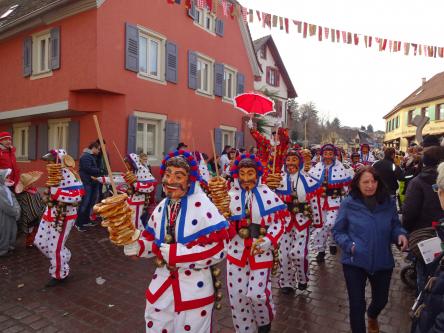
[360,143,375,165]
[35,149,84,287]
[98,150,229,333]
[194,151,211,184]
[97,153,157,231]
[351,152,364,172]
[15,171,46,248]
[220,153,287,333]
[309,144,352,262]
[273,149,323,293]
[0,131,20,189]
[0,169,20,257]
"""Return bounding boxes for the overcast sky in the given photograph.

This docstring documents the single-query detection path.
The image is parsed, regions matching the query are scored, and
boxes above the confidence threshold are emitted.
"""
[239,0,444,131]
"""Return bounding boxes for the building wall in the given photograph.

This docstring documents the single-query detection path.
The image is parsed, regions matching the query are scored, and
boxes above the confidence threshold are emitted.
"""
[384,97,444,151]
[254,44,288,129]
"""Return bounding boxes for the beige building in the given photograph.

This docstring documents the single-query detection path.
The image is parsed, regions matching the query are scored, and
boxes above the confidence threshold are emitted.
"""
[383,73,444,151]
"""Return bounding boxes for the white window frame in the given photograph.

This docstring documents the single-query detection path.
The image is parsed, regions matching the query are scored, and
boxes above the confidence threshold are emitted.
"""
[134,111,166,166]
[194,7,216,35]
[268,68,278,87]
[48,118,70,151]
[223,65,237,101]
[32,30,52,78]
[196,52,214,97]
[137,26,166,84]
[13,122,30,161]
[220,125,236,149]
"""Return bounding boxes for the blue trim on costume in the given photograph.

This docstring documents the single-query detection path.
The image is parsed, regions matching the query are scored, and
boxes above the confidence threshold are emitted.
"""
[138,179,156,184]
[61,185,84,191]
[252,187,286,216]
[300,173,321,192]
[275,173,292,195]
[178,220,229,243]
[153,198,168,247]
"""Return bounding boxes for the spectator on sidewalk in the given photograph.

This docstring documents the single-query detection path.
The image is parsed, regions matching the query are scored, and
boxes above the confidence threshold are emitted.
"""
[0,169,20,256]
[373,147,405,196]
[333,166,408,333]
[402,146,444,293]
[0,132,20,189]
[76,141,102,231]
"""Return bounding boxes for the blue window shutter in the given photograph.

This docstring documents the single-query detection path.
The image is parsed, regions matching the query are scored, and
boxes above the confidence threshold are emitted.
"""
[214,128,222,155]
[50,27,61,70]
[164,121,180,154]
[236,72,245,95]
[215,19,224,37]
[188,2,197,20]
[235,131,244,149]
[165,41,178,84]
[68,121,80,159]
[38,123,48,157]
[188,50,198,90]
[23,36,32,77]
[28,125,37,160]
[125,23,139,73]
[127,115,137,154]
[214,63,224,97]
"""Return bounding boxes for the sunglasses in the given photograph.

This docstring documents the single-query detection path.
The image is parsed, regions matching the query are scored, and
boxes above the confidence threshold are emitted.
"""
[432,184,439,193]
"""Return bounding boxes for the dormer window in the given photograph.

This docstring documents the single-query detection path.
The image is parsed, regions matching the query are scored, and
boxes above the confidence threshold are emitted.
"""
[260,46,266,59]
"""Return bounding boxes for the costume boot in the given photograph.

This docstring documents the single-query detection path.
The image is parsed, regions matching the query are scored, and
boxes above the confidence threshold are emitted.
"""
[367,317,379,333]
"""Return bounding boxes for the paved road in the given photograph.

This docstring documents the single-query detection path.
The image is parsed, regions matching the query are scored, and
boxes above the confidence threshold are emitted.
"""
[0,227,414,333]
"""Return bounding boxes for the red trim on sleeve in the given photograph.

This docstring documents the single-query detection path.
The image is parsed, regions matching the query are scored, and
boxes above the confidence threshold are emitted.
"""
[169,241,224,265]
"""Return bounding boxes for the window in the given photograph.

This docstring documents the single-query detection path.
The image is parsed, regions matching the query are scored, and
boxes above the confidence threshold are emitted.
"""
[138,28,165,82]
[408,110,414,124]
[223,67,236,100]
[195,7,215,33]
[259,46,266,59]
[266,67,279,87]
[421,107,427,118]
[196,54,214,95]
[32,32,51,75]
[134,112,166,165]
[220,126,236,148]
[436,104,444,120]
[13,123,29,160]
[396,115,399,128]
[48,119,70,150]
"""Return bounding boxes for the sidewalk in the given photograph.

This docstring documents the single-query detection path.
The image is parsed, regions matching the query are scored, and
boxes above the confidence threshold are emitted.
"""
[0,227,414,333]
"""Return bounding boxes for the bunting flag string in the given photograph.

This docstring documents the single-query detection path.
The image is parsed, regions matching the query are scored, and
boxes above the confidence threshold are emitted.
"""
[167,0,444,59]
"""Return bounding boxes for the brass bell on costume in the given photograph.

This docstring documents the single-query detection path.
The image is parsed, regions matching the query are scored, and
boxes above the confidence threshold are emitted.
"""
[215,290,223,301]
[214,303,222,310]
[164,234,173,244]
[154,257,165,268]
[214,280,222,289]
[211,267,221,278]
[259,228,267,237]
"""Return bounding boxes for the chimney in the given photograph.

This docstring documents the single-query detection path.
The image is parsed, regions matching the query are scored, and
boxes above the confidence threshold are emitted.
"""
[422,77,426,86]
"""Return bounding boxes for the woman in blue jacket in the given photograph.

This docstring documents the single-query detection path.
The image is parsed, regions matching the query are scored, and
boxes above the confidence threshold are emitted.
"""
[333,166,408,333]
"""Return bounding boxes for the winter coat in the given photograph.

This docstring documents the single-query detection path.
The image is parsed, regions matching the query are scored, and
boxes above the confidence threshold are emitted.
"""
[0,179,20,256]
[0,145,19,186]
[402,166,444,233]
[332,195,406,273]
[373,157,405,195]
[412,256,444,333]
[79,149,102,186]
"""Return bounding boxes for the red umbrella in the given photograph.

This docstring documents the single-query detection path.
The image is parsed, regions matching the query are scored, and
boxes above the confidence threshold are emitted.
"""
[234,92,275,116]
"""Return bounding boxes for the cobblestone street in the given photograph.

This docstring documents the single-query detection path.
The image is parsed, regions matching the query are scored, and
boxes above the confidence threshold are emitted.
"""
[0,227,414,333]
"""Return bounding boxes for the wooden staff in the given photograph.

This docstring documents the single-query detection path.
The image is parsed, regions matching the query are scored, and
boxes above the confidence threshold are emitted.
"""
[210,130,219,177]
[93,115,117,195]
[272,130,279,173]
[112,141,129,172]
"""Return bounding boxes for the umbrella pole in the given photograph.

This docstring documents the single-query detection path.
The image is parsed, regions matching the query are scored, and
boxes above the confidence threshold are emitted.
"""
[93,115,117,195]
[210,130,219,177]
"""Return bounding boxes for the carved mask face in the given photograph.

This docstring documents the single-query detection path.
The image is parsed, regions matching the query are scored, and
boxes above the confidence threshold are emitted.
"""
[361,146,369,154]
[239,167,257,191]
[162,166,189,200]
[322,150,335,165]
[286,155,300,174]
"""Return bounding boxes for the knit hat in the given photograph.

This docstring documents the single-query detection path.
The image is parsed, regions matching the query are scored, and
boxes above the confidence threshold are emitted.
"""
[0,132,11,140]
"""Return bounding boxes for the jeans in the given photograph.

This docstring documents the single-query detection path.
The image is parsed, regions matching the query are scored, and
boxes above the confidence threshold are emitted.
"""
[76,183,98,228]
[343,264,393,333]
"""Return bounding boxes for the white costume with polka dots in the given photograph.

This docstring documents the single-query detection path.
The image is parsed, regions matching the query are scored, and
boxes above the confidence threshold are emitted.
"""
[360,152,376,165]
[130,181,229,333]
[227,180,286,333]
[275,170,322,288]
[35,149,84,280]
[309,160,351,252]
[98,154,156,231]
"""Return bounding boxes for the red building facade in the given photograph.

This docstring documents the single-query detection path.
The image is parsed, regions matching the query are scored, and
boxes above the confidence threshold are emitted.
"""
[0,0,260,181]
